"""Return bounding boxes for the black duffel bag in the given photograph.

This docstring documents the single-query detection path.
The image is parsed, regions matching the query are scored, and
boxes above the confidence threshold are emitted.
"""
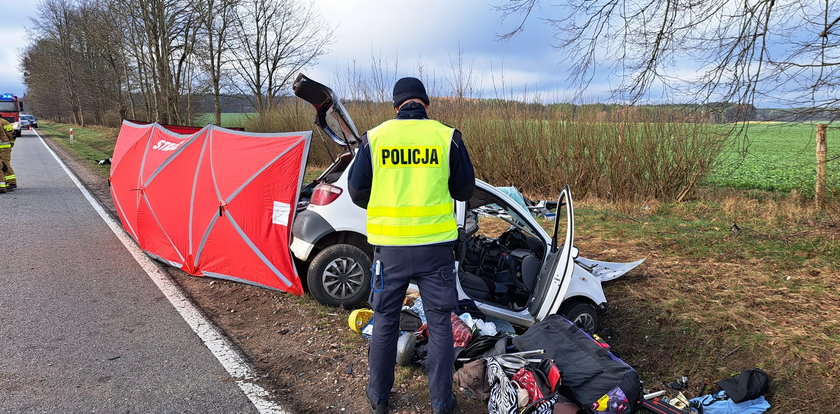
[512,315,641,413]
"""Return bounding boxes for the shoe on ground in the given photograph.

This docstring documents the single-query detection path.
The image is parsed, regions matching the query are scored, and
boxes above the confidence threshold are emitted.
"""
[432,396,457,414]
[367,390,389,414]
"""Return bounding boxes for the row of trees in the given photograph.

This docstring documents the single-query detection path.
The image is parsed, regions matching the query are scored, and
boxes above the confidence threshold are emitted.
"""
[22,0,332,126]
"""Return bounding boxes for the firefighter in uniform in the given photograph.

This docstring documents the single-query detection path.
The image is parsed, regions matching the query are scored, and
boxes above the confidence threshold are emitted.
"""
[0,118,15,193]
[349,77,475,414]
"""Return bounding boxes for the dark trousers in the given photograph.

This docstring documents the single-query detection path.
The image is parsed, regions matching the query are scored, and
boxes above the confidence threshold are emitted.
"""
[367,244,458,411]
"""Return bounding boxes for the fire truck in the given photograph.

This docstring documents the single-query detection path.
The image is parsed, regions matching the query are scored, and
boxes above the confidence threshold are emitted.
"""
[0,93,23,137]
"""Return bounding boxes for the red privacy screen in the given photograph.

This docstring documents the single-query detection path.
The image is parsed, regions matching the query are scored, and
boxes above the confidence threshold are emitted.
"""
[110,120,311,295]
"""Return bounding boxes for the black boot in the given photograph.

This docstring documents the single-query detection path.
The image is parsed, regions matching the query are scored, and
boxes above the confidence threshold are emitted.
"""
[367,389,389,414]
[432,396,457,414]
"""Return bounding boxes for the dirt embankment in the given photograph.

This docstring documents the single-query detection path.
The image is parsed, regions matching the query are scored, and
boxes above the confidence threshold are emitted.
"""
[40,131,486,413]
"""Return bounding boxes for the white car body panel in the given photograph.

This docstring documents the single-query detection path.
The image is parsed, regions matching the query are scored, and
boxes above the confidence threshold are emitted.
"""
[305,164,368,234]
[564,264,608,306]
[576,257,646,282]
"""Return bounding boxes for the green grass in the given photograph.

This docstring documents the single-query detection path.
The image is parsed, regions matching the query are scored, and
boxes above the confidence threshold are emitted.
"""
[706,123,840,195]
[39,122,117,178]
[192,112,255,128]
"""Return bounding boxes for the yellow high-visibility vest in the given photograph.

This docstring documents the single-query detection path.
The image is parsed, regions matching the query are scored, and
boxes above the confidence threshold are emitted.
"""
[366,119,458,246]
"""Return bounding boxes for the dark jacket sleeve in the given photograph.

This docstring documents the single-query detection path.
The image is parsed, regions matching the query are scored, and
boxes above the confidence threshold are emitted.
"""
[347,133,373,209]
[448,129,475,201]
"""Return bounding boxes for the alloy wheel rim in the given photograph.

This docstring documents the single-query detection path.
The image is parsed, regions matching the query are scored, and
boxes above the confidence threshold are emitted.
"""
[575,313,596,333]
[322,257,365,299]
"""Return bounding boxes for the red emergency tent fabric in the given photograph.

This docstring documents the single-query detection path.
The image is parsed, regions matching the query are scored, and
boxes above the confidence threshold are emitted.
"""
[110,120,311,295]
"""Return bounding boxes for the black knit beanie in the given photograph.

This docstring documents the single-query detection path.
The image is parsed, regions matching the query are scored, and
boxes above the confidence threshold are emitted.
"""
[392,77,430,108]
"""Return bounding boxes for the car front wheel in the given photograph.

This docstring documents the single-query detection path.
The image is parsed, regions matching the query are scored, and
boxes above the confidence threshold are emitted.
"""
[560,300,599,334]
[307,243,371,307]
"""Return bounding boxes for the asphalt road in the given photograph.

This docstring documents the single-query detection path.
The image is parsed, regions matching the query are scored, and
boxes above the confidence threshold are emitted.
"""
[0,130,258,413]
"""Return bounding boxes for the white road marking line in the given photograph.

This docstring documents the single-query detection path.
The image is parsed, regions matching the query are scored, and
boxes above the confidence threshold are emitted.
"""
[32,129,290,414]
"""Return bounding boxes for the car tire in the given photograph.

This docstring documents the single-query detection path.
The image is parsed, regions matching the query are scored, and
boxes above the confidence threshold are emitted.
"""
[307,243,371,307]
[560,300,599,334]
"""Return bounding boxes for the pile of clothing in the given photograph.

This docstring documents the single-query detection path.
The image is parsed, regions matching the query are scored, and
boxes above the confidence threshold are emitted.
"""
[688,369,771,414]
[348,297,771,414]
[451,314,641,414]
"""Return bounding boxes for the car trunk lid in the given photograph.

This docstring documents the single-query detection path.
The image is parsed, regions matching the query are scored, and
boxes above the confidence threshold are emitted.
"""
[293,73,360,148]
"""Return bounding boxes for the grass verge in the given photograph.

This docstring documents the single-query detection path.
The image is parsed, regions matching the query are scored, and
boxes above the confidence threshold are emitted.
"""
[39,122,117,179]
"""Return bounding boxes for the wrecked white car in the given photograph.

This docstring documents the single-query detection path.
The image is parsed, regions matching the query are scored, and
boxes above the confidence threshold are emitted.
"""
[290,74,644,333]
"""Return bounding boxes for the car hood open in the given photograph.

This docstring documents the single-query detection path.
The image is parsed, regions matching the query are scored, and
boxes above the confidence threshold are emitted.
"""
[575,257,646,282]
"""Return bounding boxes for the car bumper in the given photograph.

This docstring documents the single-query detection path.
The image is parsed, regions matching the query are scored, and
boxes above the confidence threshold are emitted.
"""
[291,209,335,261]
[290,237,316,261]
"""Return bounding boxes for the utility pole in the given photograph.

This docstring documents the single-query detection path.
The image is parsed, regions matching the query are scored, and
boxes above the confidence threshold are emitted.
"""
[815,124,827,210]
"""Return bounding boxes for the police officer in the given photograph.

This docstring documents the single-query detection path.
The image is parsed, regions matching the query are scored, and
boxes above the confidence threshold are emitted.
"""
[0,118,15,193]
[349,77,475,414]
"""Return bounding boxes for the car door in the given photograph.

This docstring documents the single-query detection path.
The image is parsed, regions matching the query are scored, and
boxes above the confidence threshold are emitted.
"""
[528,185,575,322]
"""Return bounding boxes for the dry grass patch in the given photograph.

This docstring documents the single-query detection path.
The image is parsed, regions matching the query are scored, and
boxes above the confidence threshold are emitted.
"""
[564,191,839,411]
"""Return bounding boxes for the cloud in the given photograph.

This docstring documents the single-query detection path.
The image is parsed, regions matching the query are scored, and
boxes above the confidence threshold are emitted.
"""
[1,3,38,96]
[305,0,588,101]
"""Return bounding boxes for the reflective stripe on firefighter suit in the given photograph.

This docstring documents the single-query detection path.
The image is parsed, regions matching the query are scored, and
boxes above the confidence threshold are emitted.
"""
[0,119,14,192]
[365,118,459,412]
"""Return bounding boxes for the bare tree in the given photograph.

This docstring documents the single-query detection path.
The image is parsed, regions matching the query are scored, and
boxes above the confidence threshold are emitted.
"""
[497,0,839,118]
[20,39,73,122]
[33,0,87,125]
[196,0,239,125]
[114,0,201,124]
[23,0,329,125]
[230,0,332,113]
[447,44,476,100]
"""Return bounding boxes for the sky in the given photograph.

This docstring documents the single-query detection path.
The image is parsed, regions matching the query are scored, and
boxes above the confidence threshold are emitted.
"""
[4,0,811,107]
[304,0,600,102]
[2,1,40,96]
[3,0,601,103]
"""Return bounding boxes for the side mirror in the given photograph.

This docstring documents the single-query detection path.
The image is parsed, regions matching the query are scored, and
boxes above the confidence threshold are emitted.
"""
[19,102,23,111]
[571,246,579,259]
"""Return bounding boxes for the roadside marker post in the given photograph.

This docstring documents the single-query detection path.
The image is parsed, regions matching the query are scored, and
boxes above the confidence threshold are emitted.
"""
[815,124,827,210]
[69,128,74,143]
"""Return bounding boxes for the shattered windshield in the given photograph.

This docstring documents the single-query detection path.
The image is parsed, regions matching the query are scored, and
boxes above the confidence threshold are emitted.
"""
[475,202,540,239]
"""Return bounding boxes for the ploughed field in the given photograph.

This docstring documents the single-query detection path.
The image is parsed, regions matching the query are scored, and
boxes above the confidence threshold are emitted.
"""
[38,120,840,412]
